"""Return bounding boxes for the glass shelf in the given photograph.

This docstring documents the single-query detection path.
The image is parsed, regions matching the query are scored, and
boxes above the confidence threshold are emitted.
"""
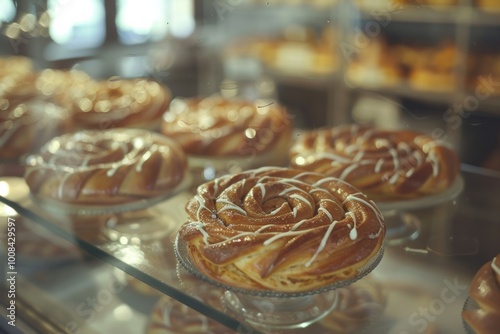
[1,164,499,333]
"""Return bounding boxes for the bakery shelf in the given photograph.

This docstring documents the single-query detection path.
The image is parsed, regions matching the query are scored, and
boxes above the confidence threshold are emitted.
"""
[1,164,499,333]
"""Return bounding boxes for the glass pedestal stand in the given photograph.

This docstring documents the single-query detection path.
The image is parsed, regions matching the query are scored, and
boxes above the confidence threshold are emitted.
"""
[376,176,464,246]
[175,234,384,330]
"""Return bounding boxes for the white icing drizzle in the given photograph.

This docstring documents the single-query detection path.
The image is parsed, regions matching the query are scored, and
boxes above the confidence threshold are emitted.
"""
[136,145,158,173]
[292,207,298,218]
[106,164,120,177]
[305,220,339,268]
[427,151,439,177]
[213,178,220,195]
[256,183,266,200]
[398,142,411,153]
[353,151,364,162]
[194,195,211,221]
[269,204,285,216]
[191,222,210,245]
[339,163,359,180]
[0,121,22,147]
[414,151,423,166]
[80,156,91,167]
[313,176,353,188]
[279,186,302,196]
[318,207,333,222]
[289,194,313,210]
[216,199,247,215]
[492,256,500,276]
[346,212,358,240]
[375,158,384,173]
[290,219,308,231]
[344,144,358,155]
[263,230,306,246]
[315,152,352,164]
[389,173,399,185]
[254,224,276,234]
[406,167,415,177]
[58,173,72,198]
[389,148,400,172]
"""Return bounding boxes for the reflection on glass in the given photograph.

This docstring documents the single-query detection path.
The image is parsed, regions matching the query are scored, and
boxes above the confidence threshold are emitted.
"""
[0,0,15,23]
[48,0,105,48]
[116,0,194,44]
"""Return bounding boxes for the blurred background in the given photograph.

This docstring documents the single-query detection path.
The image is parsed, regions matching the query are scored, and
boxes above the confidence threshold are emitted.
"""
[1,0,500,172]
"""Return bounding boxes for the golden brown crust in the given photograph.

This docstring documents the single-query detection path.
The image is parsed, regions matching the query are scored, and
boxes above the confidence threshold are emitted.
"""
[161,96,293,157]
[289,125,460,201]
[0,99,71,160]
[463,254,500,333]
[24,128,187,205]
[71,78,171,130]
[178,167,385,292]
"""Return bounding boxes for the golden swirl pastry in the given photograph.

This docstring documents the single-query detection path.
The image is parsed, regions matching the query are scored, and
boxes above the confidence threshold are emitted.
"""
[24,128,187,205]
[178,167,385,292]
[0,56,38,107]
[0,99,70,160]
[319,277,386,333]
[463,254,500,334]
[72,78,171,130]
[161,96,292,158]
[147,289,231,334]
[289,125,460,201]
[35,68,92,109]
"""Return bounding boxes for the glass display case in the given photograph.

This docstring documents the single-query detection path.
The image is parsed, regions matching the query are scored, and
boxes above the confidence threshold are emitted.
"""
[1,1,500,333]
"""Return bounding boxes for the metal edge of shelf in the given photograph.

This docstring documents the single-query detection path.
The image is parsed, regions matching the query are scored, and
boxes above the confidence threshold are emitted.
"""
[0,195,264,334]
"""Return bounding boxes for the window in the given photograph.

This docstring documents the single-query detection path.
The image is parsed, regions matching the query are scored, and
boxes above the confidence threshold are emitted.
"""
[116,0,195,45]
[48,0,105,48]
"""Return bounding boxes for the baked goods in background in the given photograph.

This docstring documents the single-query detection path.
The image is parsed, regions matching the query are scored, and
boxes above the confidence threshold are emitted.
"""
[71,78,171,130]
[24,128,188,206]
[345,38,402,88]
[0,99,71,161]
[223,25,339,76]
[462,254,500,334]
[0,56,38,107]
[476,0,500,12]
[162,96,292,162]
[289,125,460,201]
[178,167,385,292]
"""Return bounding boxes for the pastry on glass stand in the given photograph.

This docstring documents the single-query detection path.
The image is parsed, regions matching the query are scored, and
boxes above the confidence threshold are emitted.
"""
[175,167,385,329]
[23,128,190,242]
[71,77,171,131]
[289,124,463,245]
[463,254,500,334]
[161,96,293,185]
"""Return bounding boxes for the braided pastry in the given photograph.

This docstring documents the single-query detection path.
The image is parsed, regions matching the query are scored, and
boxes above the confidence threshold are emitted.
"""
[289,125,460,201]
[24,128,187,206]
[463,254,500,334]
[0,56,38,107]
[178,167,385,292]
[72,78,171,130]
[161,96,292,158]
[0,99,70,160]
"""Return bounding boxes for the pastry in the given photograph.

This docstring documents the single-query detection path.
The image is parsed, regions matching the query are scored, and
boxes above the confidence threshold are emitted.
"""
[345,38,401,87]
[289,125,460,201]
[72,78,171,130]
[0,56,38,107]
[463,254,500,334]
[0,99,71,160]
[24,128,188,206]
[178,167,385,292]
[35,68,92,109]
[162,96,292,161]
[476,0,500,12]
